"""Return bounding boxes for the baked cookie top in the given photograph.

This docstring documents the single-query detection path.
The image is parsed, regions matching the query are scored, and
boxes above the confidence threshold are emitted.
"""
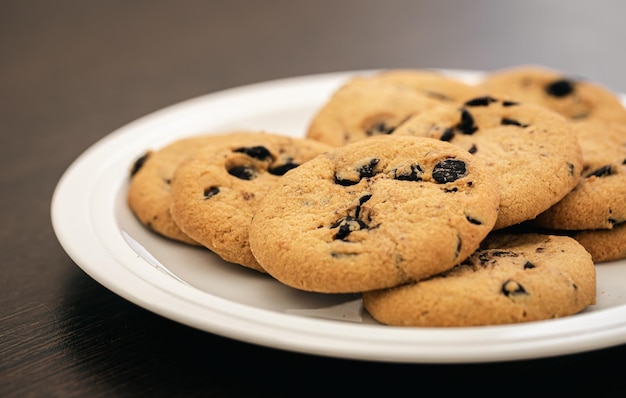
[366,69,481,103]
[306,76,444,147]
[481,65,626,123]
[169,133,331,272]
[532,119,626,230]
[248,135,500,293]
[363,233,596,327]
[392,96,583,230]
[573,222,626,263]
[127,133,258,245]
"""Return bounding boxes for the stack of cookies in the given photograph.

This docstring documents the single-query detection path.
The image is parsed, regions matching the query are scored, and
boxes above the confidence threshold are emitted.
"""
[127,131,333,271]
[480,66,626,264]
[128,65,626,327]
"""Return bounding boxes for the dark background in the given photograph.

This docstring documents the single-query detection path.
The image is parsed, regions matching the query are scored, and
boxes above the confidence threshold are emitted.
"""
[2,1,625,396]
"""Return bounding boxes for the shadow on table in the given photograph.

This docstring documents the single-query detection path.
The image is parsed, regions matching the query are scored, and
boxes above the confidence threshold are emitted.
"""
[57,266,624,396]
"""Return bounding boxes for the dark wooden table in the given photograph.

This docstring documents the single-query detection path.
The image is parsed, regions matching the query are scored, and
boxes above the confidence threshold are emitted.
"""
[3,1,626,396]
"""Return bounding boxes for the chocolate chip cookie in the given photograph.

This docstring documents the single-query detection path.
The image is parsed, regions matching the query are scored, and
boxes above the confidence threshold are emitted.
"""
[573,222,626,263]
[481,65,626,123]
[248,135,500,292]
[363,233,596,327]
[392,96,583,229]
[306,76,444,147]
[366,68,481,103]
[128,133,257,245]
[532,119,626,230]
[169,133,331,271]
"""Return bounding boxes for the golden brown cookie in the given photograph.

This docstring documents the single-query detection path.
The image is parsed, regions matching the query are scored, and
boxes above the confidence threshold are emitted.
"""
[248,135,500,293]
[366,68,481,103]
[305,76,444,147]
[573,222,626,263]
[392,96,583,230]
[532,119,626,230]
[127,133,259,245]
[481,65,626,123]
[363,233,596,327]
[169,133,331,271]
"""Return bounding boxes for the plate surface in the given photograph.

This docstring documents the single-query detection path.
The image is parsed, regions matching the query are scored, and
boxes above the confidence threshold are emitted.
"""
[51,70,626,363]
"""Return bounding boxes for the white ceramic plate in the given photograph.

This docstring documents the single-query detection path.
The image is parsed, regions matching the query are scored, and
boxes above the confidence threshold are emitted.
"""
[51,69,626,363]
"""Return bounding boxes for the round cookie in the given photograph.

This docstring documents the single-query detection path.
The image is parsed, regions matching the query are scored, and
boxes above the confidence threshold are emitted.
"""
[127,132,259,245]
[532,120,626,230]
[481,65,626,123]
[169,133,331,272]
[573,222,626,263]
[363,233,596,327]
[367,69,482,103]
[574,119,626,173]
[306,76,444,147]
[248,135,500,293]
[392,96,583,230]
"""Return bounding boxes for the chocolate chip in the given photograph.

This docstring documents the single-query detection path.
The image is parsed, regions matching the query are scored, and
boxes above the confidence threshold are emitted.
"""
[203,186,220,199]
[358,158,380,179]
[501,118,528,127]
[334,159,380,186]
[228,166,256,180]
[468,144,478,154]
[457,109,478,135]
[269,162,299,175]
[523,261,536,269]
[330,252,359,258]
[334,175,359,186]
[545,79,575,97]
[464,96,498,107]
[568,163,575,176]
[393,163,423,182]
[502,279,528,297]
[233,146,273,161]
[366,122,396,136]
[432,159,467,183]
[359,194,373,205]
[130,152,150,177]
[440,128,455,141]
[332,216,368,240]
[354,195,372,219]
[491,250,518,257]
[587,165,613,178]
[465,215,482,225]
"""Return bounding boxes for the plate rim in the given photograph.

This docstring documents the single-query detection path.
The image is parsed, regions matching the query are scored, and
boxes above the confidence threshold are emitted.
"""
[51,69,626,363]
